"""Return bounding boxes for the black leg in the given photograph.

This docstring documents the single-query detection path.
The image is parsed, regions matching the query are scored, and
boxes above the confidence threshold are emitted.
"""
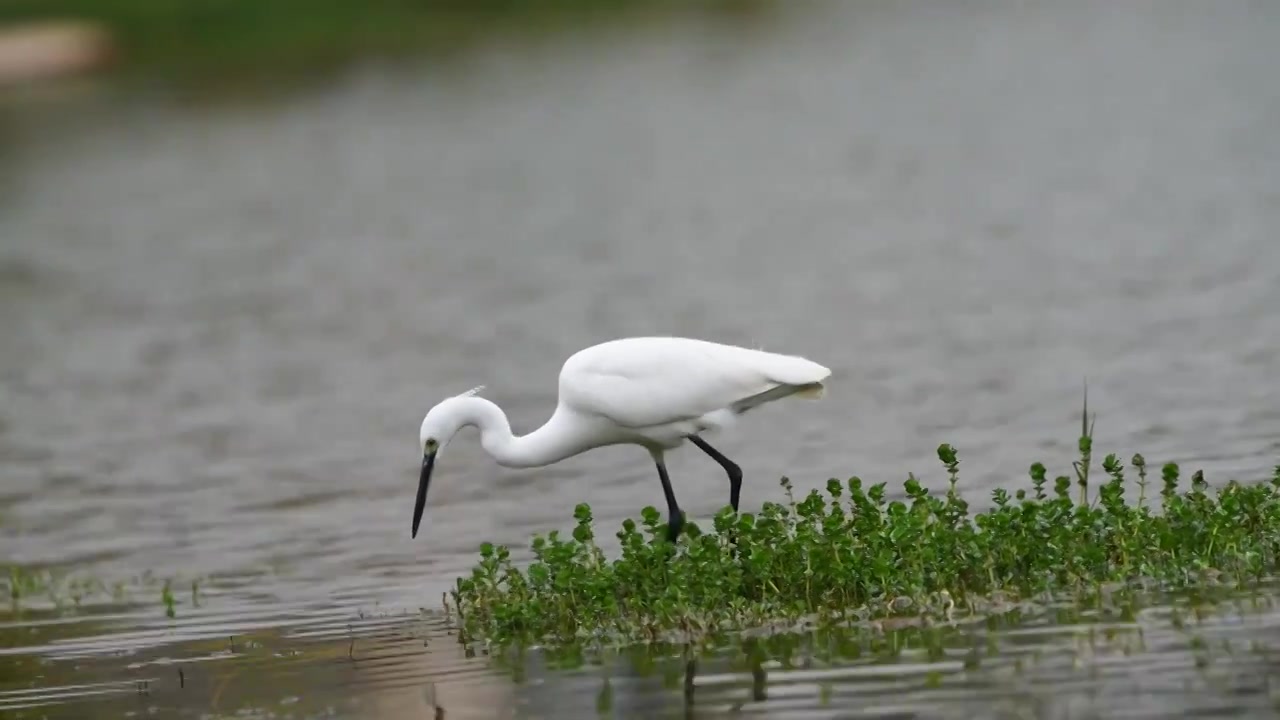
[654,457,685,543]
[689,436,743,512]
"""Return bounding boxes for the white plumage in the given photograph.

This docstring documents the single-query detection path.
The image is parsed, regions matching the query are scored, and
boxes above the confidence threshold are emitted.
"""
[411,336,831,542]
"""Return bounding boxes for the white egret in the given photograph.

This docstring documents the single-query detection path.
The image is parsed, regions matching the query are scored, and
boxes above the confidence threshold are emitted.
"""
[413,336,831,543]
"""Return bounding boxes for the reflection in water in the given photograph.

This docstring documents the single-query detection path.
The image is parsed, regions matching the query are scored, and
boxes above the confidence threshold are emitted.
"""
[0,600,509,719]
[3,0,1280,716]
[6,585,1279,718]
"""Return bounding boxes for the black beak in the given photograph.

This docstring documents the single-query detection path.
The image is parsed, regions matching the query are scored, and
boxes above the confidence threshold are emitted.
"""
[412,451,436,538]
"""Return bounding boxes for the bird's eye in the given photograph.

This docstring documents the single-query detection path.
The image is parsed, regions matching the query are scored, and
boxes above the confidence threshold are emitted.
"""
[424,438,438,452]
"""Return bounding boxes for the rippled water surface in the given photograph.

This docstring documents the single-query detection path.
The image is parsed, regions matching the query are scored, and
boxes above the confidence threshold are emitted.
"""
[5,584,1280,718]
[2,0,1279,716]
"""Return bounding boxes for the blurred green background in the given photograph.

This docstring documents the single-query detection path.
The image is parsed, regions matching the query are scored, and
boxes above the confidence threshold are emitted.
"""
[0,0,772,90]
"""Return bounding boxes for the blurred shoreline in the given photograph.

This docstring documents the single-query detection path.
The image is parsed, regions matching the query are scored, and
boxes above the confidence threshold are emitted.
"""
[0,0,775,92]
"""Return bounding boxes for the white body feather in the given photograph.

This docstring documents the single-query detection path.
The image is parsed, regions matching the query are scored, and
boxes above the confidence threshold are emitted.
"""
[556,336,830,449]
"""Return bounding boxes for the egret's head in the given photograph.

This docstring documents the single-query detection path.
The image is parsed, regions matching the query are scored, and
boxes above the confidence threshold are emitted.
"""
[417,406,452,457]
[412,386,485,539]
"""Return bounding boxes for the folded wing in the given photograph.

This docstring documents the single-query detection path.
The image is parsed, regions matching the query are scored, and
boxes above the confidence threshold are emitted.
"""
[558,337,830,429]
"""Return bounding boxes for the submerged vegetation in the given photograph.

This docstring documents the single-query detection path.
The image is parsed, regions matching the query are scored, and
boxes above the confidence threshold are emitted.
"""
[2,564,199,619]
[451,415,1280,649]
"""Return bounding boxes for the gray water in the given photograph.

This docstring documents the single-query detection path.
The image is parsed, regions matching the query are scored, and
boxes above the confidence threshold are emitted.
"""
[2,1,1280,717]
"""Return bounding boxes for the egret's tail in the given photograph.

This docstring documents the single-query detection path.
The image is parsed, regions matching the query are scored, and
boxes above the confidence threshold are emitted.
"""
[754,353,831,389]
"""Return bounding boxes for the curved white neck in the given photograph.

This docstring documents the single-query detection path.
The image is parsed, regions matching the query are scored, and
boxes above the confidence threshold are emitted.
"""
[448,397,588,468]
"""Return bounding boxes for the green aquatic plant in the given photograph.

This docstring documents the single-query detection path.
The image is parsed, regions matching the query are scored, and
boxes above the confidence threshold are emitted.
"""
[452,426,1280,648]
[162,579,176,618]
[7,566,51,604]
[1,564,203,618]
